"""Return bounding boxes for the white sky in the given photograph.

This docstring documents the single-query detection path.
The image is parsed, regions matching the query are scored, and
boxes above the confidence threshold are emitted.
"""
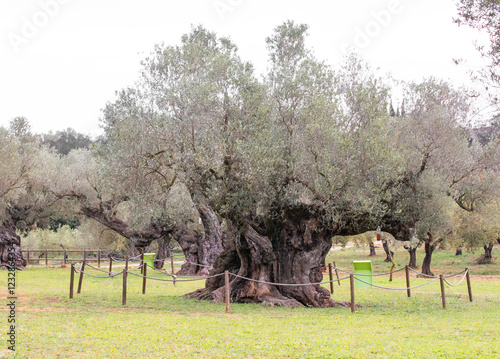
[0,0,487,137]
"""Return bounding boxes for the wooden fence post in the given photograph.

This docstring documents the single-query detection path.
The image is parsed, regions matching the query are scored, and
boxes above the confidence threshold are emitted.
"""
[27,250,30,264]
[328,263,334,294]
[77,261,86,294]
[334,261,340,286]
[45,249,48,266]
[122,256,128,306]
[141,250,144,275]
[350,274,355,313]
[98,250,101,268]
[109,256,113,274]
[64,249,67,265]
[69,264,75,299]
[466,268,473,302]
[83,250,87,263]
[405,265,411,298]
[171,252,175,286]
[439,274,446,309]
[225,270,230,313]
[142,260,147,295]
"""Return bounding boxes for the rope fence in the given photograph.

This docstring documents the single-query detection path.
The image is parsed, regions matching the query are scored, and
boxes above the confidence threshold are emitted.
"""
[69,259,474,313]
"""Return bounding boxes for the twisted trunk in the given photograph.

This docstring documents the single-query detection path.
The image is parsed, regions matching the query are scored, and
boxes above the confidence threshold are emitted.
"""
[421,233,443,276]
[188,222,328,307]
[369,242,376,256]
[154,236,171,270]
[382,241,394,262]
[196,204,225,276]
[482,244,493,263]
[406,247,417,268]
[0,220,25,269]
[81,205,164,247]
[272,217,336,307]
[187,208,356,308]
[174,227,204,276]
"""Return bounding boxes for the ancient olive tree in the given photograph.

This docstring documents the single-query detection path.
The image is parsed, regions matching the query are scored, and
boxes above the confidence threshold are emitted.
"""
[184,23,403,307]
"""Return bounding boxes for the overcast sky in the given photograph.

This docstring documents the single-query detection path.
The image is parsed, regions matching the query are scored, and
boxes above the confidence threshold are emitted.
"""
[0,0,486,137]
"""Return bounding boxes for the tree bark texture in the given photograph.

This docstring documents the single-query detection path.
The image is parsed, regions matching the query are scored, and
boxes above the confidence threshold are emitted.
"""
[0,220,25,269]
[187,208,358,308]
[195,204,225,275]
[407,247,417,269]
[382,241,394,262]
[185,231,240,301]
[421,232,443,276]
[173,227,204,276]
[154,236,171,270]
[481,244,493,264]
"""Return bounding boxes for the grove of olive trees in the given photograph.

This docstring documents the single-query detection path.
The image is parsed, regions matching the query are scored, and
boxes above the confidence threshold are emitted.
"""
[1,21,499,308]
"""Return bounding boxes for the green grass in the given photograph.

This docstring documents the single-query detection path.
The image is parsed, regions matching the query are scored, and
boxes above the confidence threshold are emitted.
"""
[1,247,499,358]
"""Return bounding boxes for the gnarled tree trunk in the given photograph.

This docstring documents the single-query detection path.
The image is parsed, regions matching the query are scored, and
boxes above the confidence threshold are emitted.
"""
[272,217,337,307]
[369,242,376,256]
[154,236,171,269]
[185,231,241,301]
[187,208,355,308]
[174,227,204,276]
[187,223,318,307]
[482,244,493,264]
[421,232,443,276]
[382,240,394,262]
[81,204,165,248]
[406,247,417,269]
[196,204,225,276]
[0,221,25,269]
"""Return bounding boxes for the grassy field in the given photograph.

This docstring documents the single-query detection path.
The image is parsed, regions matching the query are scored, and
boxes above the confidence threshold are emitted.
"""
[1,245,499,358]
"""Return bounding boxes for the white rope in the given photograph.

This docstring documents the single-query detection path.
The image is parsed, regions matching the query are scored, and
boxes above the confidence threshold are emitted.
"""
[86,263,119,274]
[74,266,122,278]
[126,270,224,282]
[352,276,440,290]
[126,271,174,282]
[334,266,406,277]
[443,270,468,287]
[444,269,467,279]
[145,264,177,277]
[408,267,439,278]
[229,273,351,287]
[110,254,142,262]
